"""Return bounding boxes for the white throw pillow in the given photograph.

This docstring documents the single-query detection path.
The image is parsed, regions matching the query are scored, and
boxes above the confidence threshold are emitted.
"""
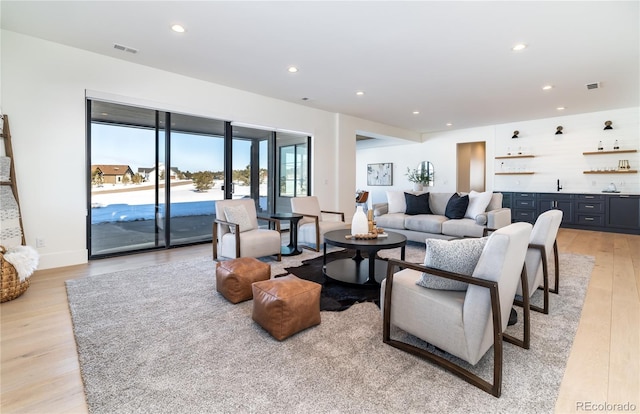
[416,237,488,291]
[465,190,493,219]
[386,191,407,214]
[223,205,254,234]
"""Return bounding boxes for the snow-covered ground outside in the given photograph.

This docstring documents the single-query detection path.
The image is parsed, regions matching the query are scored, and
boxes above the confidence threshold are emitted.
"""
[92,180,255,206]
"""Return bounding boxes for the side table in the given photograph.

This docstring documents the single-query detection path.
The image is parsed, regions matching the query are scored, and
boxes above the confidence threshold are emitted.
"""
[269,213,304,256]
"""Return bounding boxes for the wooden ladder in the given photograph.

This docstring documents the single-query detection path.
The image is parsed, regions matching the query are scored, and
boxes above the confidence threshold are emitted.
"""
[1,114,26,246]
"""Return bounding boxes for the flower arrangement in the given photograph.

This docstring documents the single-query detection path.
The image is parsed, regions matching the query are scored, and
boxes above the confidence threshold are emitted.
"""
[405,167,431,184]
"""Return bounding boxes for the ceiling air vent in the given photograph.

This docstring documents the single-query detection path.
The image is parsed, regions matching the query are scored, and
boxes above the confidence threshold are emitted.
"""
[113,43,138,54]
[586,82,600,90]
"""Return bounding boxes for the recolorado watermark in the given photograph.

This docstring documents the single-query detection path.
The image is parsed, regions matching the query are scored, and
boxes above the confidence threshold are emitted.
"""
[576,401,637,412]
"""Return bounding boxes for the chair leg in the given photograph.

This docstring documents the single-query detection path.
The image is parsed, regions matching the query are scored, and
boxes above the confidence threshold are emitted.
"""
[516,247,550,315]
[212,223,218,260]
[314,220,321,252]
[540,248,550,314]
[504,266,531,349]
[550,240,560,294]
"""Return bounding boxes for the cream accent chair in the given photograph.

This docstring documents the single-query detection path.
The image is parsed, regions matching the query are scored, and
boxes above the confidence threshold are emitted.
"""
[290,196,347,251]
[213,199,281,261]
[381,222,532,397]
[515,209,563,315]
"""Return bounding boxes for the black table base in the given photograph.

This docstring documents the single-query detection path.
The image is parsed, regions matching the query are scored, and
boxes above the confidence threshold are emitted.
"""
[323,255,390,285]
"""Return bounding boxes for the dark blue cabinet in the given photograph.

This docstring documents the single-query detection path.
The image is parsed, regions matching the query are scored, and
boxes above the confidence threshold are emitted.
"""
[499,191,639,234]
[607,195,640,231]
[537,193,574,225]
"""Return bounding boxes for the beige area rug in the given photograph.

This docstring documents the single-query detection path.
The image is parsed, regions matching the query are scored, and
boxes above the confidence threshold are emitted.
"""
[66,244,594,414]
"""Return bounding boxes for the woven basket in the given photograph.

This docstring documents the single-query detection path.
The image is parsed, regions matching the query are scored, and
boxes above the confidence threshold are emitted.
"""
[1,245,31,303]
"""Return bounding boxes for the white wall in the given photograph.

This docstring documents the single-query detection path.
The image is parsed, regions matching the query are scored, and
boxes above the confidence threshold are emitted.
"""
[357,108,640,206]
[1,30,417,269]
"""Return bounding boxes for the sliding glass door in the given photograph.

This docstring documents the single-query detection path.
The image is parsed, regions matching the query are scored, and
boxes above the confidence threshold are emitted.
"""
[168,113,226,246]
[275,133,310,213]
[88,100,286,258]
[231,125,273,215]
[89,104,164,255]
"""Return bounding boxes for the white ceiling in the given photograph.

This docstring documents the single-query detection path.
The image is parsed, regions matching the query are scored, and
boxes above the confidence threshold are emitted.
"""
[2,1,638,135]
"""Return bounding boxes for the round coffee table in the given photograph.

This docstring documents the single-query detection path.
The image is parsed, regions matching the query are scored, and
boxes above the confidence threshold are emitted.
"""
[323,229,407,285]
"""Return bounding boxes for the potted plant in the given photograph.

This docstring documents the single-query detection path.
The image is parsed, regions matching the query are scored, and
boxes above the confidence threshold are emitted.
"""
[405,167,431,191]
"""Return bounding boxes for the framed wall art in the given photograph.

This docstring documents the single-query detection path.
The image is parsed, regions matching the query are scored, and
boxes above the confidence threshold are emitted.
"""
[367,162,393,186]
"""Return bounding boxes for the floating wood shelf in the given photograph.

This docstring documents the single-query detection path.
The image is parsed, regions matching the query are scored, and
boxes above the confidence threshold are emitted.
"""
[495,172,535,175]
[495,155,535,159]
[583,170,637,174]
[583,149,637,155]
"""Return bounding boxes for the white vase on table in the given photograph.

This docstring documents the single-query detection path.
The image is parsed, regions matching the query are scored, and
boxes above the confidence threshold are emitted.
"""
[351,205,369,235]
[413,183,423,191]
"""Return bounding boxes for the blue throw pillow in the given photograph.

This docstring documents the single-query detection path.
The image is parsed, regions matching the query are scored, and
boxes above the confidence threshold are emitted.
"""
[404,192,431,215]
[445,193,469,219]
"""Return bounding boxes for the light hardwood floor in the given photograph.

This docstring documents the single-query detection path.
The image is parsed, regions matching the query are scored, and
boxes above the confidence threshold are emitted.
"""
[1,229,638,413]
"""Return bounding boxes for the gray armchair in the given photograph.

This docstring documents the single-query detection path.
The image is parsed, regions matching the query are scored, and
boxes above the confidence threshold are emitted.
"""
[290,196,347,251]
[213,199,281,261]
[381,222,532,397]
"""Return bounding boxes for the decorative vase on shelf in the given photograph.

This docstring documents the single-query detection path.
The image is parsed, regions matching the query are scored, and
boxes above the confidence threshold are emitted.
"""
[351,206,369,235]
[413,183,424,191]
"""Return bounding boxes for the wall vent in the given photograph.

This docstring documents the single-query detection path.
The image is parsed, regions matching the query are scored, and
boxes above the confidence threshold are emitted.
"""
[586,82,600,90]
[113,43,138,54]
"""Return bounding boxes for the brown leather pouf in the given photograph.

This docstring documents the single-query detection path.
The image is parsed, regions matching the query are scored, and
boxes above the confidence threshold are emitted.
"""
[215,257,270,304]
[251,275,321,340]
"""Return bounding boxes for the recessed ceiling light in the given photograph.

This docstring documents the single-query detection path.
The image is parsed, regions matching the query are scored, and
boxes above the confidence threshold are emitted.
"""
[556,106,566,111]
[512,43,527,51]
[288,66,298,73]
[412,111,420,115]
[171,24,185,33]
[446,123,453,127]
[542,85,553,90]
[356,91,365,96]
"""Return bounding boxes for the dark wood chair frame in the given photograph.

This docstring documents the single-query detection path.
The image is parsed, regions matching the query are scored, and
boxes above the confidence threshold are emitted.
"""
[383,259,530,398]
[212,217,281,261]
[484,227,559,314]
[292,210,345,252]
[514,243,551,314]
[548,239,560,294]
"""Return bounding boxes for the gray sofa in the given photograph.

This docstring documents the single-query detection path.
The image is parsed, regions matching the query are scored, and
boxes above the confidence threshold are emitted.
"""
[372,191,511,243]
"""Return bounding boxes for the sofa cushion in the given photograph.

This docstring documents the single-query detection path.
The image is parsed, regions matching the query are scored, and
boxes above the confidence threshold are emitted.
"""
[404,214,448,234]
[375,213,407,230]
[427,193,452,216]
[445,193,469,219]
[404,192,431,215]
[441,218,485,238]
[465,190,493,219]
[416,237,488,291]
[387,191,406,214]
